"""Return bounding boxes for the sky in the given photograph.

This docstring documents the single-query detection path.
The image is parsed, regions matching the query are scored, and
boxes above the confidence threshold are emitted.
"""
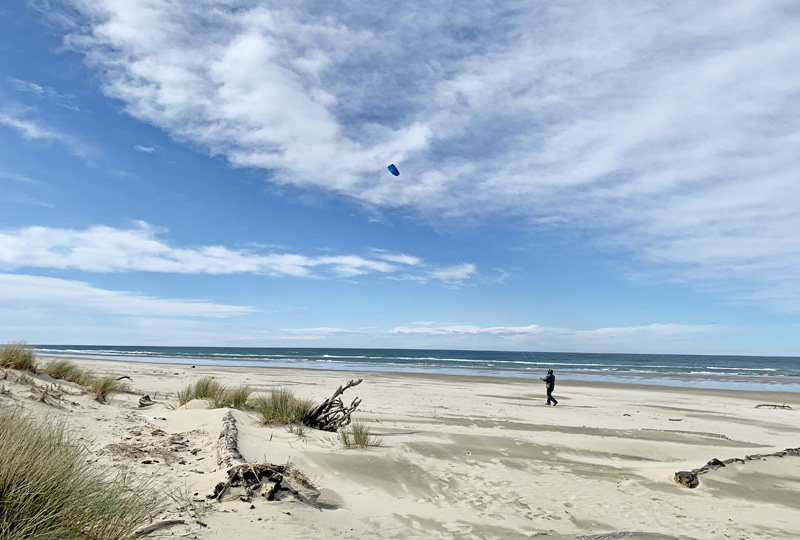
[1,1,800,355]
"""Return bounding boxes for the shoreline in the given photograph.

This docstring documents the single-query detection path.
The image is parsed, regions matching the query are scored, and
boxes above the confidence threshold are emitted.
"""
[38,352,800,394]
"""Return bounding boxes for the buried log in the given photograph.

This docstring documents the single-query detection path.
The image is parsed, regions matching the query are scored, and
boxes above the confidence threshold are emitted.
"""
[675,447,800,488]
[303,379,363,432]
[755,403,792,409]
[210,411,319,504]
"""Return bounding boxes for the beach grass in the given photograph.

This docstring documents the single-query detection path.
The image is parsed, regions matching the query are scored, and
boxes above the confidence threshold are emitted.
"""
[91,375,130,403]
[250,387,315,425]
[0,409,162,540]
[339,420,383,450]
[44,359,93,386]
[177,376,225,406]
[0,342,37,373]
[210,385,252,409]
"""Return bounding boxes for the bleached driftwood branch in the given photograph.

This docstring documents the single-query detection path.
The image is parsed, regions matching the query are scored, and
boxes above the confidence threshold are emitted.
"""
[302,379,363,432]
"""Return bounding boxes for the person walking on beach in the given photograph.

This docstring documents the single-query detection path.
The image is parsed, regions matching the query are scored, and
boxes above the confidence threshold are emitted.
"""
[541,369,558,406]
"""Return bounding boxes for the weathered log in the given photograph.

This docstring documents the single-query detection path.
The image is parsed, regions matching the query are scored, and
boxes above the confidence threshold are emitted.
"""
[217,411,247,469]
[303,379,363,432]
[211,411,319,504]
[675,447,800,488]
[755,403,792,409]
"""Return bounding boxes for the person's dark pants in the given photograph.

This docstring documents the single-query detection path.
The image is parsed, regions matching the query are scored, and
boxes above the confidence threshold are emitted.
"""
[547,389,558,405]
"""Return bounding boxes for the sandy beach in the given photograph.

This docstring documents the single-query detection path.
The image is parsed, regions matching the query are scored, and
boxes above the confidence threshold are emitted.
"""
[4,356,800,539]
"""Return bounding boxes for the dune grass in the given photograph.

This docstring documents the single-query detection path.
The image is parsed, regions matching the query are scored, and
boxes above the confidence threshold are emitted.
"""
[0,409,162,539]
[250,387,315,425]
[42,360,125,403]
[177,376,226,406]
[90,375,130,403]
[210,385,252,409]
[0,342,37,373]
[43,359,93,386]
[339,420,383,450]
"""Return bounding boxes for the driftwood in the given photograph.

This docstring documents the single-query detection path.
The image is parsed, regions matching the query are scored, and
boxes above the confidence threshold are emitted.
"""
[675,447,800,488]
[138,395,156,407]
[210,411,319,504]
[302,379,363,432]
[755,403,792,409]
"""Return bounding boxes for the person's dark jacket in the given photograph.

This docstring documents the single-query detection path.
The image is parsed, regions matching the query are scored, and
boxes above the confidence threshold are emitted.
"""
[544,373,555,391]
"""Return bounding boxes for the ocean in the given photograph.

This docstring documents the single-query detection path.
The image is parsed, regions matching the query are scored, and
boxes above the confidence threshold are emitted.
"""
[34,345,800,393]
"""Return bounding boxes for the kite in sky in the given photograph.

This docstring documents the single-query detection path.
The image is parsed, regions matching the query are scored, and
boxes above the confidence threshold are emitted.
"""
[387,164,400,176]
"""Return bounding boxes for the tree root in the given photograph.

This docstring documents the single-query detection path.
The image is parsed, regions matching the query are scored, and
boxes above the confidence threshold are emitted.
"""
[302,379,363,432]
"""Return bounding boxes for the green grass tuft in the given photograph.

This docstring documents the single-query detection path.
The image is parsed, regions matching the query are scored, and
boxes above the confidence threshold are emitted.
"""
[339,420,383,450]
[210,385,252,409]
[43,359,88,384]
[177,376,227,406]
[249,387,315,425]
[90,375,129,403]
[0,409,162,539]
[0,342,37,373]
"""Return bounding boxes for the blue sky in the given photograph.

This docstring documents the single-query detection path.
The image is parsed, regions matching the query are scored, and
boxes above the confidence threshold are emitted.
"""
[1,1,799,355]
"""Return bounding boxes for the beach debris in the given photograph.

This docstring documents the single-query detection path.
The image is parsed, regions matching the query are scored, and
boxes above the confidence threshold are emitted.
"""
[138,394,156,407]
[302,378,363,432]
[755,403,792,409]
[116,375,132,381]
[674,447,800,488]
[212,411,319,504]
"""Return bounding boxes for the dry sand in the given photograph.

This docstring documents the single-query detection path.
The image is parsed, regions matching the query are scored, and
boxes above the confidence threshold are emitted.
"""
[3,357,800,539]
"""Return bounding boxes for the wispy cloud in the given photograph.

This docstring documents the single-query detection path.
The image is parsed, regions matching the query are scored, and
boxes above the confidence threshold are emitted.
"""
[0,273,253,317]
[9,77,79,110]
[134,145,154,152]
[381,320,729,353]
[392,321,716,341]
[0,170,39,184]
[0,222,476,284]
[51,1,800,309]
[0,105,92,158]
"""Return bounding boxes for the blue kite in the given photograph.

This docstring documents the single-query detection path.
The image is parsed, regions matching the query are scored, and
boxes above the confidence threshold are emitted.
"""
[387,164,400,176]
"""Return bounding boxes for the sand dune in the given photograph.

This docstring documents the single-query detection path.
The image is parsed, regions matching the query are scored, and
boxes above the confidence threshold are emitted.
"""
[3,357,799,539]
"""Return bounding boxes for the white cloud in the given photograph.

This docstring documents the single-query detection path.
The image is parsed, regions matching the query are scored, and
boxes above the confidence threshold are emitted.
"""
[0,105,91,158]
[0,273,253,317]
[9,77,79,110]
[0,222,473,285]
[134,145,154,152]
[50,0,800,310]
[392,321,714,340]
[0,170,39,184]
